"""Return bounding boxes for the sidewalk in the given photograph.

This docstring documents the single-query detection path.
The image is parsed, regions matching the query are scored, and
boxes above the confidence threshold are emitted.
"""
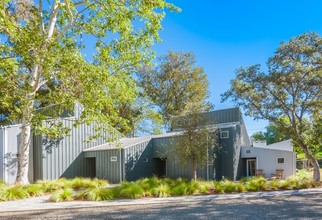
[1,188,322,213]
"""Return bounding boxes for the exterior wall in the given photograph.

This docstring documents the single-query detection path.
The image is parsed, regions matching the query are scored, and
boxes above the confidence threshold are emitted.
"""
[84,150,122,183]
[84,139,154,183]
[0,128,4,182]
[152,136,213,180]
[0,125,33,184]
[241,146,296,179]
[33,119,123,181]
[123,140,154,181]
[172,107,241,130]
[217,127,236,180]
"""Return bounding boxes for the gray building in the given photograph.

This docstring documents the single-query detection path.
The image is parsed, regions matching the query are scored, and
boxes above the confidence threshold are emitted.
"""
[1,106,295,184]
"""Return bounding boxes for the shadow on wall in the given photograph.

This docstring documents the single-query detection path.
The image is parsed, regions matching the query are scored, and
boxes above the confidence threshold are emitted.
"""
[42,136,64,154]
[4,152,18,177]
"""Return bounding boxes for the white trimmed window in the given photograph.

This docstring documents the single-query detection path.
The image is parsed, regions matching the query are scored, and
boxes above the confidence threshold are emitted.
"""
[220,131,229,139]
[277,157,285,164]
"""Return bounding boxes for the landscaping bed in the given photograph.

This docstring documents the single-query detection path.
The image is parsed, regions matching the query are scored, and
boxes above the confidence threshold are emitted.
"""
[0,173,321,202]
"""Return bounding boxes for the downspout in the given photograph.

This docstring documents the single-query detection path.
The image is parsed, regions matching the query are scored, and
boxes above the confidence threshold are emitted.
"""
[119,149,122,183]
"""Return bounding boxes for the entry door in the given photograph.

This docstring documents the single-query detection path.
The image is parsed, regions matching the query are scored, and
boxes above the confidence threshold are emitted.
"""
[246,159,256,177]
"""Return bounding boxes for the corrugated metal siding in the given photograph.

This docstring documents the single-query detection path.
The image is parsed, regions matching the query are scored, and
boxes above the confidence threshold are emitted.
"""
[153,136,212,180]
[123,140,153,181]
[84,150,121,183]
[217,127,236,180]
[0,128,4,181]
[34,119,123,180]
[172,108,241,130]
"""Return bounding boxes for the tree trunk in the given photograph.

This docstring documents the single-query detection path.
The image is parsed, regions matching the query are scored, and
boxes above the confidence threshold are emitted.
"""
[305,154,321,181]
[15,103,33,185]
[299,141,321,181]
[192,159,197,180]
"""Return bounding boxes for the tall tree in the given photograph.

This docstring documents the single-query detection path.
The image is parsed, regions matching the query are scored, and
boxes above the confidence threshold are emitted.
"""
[0,0,177,184]
[137,51,212,130]
[222,33,322,181]
[173,108,216,180]
[251,122,290,145]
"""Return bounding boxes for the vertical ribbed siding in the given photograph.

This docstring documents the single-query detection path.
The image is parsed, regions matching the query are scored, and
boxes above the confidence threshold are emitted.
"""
[84,150,121,183]
[172,107,241,130]
[123,140,153,181]
[0,128,4,181]
[152,136,211,180]
[33,118,123,181]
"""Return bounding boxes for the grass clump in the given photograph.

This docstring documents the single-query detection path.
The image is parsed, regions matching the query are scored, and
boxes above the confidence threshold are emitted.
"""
[49,188,74,202]
[153,184,171,198]
[23,184,44,197]
[0,185,29,201]
[245,177,268,191]
[77,187,114,201]
[119,182,144,199]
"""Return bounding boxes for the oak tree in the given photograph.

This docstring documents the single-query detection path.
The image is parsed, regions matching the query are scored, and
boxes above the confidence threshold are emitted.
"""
[222,33,322,181]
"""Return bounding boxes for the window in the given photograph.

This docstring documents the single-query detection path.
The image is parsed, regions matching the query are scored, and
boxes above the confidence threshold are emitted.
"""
[110,156,117,162]
[220,131,229,139]
[277,157,284,164]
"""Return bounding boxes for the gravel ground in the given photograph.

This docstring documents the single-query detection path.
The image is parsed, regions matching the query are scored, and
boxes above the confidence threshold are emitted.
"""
[1,194,322,220]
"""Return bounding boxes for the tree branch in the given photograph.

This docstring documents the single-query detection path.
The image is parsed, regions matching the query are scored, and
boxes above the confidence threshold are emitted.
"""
[47,0,60,38]
[56,0,73,40]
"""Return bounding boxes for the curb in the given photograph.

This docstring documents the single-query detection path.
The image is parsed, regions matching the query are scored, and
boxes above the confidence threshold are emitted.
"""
[0,188,322,213]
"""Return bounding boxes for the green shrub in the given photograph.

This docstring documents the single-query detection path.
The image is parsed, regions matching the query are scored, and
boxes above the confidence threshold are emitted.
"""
[268,179,280,190]
[153,184,170,198]
[214,181,225,194]
[120,182,145,199]
[77,187,114,201]
[0,185,29,201]
[49,188,74,202]
[245,177,268,191]
[296,169,311,180]
[89,178,109,188]
[171,182,189,196]
[36,179,68,192]
[220,179,239,193]
[23,184,45,197]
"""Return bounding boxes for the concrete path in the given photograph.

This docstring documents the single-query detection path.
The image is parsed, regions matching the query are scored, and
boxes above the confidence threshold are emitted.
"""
[0,188,322,213]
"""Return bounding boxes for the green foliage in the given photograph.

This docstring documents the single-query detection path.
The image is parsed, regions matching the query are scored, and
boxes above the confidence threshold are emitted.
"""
[23,184,44,197]
[173,109,217,179]
[77,187,114,201]
[137,51,212,129]
[0,0,178,183]
[222,32,322,181]
[0,185,29,201]
[49,188,74,202]
[153,184,171,198]
[251,123,290,145]
[217,179,245,193]
[119,182,145,199]
[36,179,70,193]
[245,177,268,191]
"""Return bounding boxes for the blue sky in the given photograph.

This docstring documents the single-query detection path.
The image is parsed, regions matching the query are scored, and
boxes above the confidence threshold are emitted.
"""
[153,0,322,135]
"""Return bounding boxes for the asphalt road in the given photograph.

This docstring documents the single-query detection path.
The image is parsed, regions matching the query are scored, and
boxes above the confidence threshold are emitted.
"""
[1,194,322,220]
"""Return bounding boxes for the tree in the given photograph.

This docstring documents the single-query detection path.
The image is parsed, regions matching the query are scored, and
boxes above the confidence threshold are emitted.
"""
[222,33,322,181]
[0,0,177,184]
[251,123,290,145]
[137,51,212,130]
[115,96,163,137]
[173,108,216,180]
